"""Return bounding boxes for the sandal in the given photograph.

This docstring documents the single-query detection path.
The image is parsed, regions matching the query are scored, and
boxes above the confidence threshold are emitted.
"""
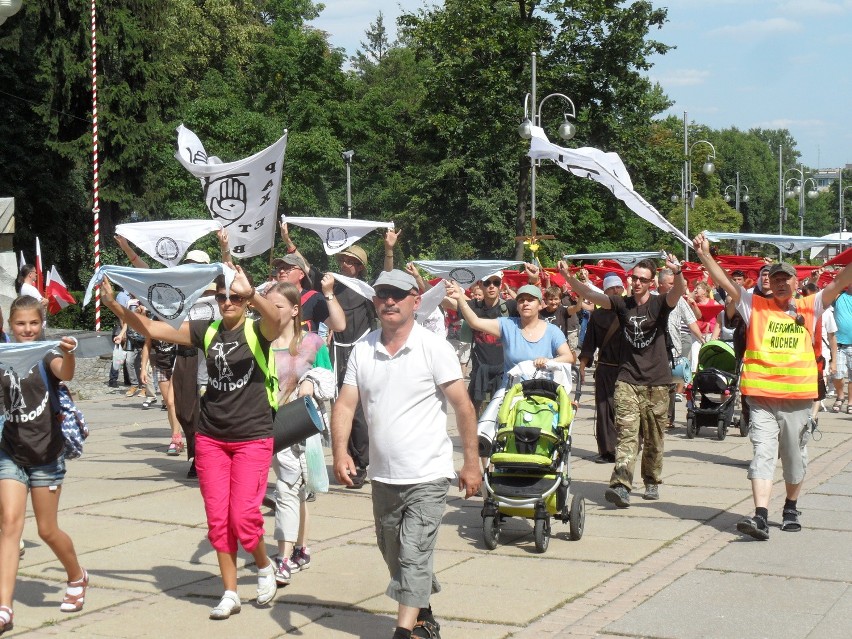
[832,399,843,413]
[60,569,88,612]
[0,606,13,635]
[167,435,184,456]
[781,508,802,532]
[209,591,241,620]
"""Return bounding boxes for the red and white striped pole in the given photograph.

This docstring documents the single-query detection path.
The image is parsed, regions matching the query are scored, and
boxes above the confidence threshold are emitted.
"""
[90,0,101,331]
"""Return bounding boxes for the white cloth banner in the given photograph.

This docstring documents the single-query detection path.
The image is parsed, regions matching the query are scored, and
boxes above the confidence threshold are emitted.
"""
[83,264,235,329]
[187,295,222,322]
[703,231,836,254]
[810,232,852,259]
[175,124,287,259]
[413,260,524,287]
[416,280,447,322]
[528,127,690,244]
[115,220,223,267]
[563,251,667,267]
[0,342,62,377]
[283,216,394,255]
[331,272,377,300]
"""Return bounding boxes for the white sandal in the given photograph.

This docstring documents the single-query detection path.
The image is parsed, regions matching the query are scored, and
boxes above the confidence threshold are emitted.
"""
[209,591,240,620]
[256,563,277,605]
[0,606,13,635]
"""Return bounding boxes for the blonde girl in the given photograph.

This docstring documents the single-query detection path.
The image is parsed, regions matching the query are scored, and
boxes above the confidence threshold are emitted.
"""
[0,296,87,635]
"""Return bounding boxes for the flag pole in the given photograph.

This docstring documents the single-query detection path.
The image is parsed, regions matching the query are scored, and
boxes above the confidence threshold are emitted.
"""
[90,0,101,331]
[269,129,288,273]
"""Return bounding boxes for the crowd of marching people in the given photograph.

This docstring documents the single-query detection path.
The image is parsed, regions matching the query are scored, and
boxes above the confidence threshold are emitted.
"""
[4,224,852,638]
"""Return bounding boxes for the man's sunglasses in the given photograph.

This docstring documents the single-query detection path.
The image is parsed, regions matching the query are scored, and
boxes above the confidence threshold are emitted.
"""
[374,288,417,301]
[215,293,248,304]
[483,279,502,287]
[629,275,654,284]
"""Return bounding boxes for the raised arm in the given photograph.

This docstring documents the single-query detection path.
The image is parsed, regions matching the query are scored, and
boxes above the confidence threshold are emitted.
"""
[445,281,501,338]
[115,234,150,269]
[384,227,401,272]
[321,273,346,332]
[217,229,231,263]
[558,261,610,308]
[820,264,852,306]
[664,253,687,309]
[692,233,739,304]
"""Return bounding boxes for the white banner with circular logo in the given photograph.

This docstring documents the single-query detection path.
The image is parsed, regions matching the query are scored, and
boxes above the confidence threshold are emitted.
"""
[116,219,223,267]
[282,216,395,255]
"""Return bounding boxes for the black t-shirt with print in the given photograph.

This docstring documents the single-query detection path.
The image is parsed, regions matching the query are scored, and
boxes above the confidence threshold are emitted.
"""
[0,353,64,466]
[469,298,518,369]
[609,293,674,386]
[189,319,273,442]
[539,306,570,337]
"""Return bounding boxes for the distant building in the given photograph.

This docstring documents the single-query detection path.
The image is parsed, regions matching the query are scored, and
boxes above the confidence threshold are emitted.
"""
[813,165,852,192]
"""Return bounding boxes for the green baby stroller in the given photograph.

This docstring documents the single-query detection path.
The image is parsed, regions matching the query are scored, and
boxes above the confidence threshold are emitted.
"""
[481,376,585,553]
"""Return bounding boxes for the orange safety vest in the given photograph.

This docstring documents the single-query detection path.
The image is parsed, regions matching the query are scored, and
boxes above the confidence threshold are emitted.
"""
[741,294,817,399]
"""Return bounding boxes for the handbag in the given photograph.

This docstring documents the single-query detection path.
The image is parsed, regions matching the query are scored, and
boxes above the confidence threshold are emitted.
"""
[38,363,89,460]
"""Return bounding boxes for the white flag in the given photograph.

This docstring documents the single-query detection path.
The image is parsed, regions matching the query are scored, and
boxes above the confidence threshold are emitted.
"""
[563,251,667,267]
[283,216,394,255]
[703,231,833,254]
[175,124,287,258]
[83,264,235,329]
[528,127,690,244]
[413,260,524,287]
[115,220,223,267]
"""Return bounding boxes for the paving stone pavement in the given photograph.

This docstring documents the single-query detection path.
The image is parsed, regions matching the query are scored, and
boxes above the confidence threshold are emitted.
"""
[6,380,852,638]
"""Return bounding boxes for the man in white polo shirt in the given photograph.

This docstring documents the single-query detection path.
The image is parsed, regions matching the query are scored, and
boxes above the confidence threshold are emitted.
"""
[331,269,481,639]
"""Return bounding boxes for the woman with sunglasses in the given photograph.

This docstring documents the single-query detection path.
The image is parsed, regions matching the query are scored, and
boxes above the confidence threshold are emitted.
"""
[100,266,283,620]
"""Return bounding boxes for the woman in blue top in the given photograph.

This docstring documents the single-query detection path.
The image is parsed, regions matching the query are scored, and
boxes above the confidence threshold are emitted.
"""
[449,283,574,382]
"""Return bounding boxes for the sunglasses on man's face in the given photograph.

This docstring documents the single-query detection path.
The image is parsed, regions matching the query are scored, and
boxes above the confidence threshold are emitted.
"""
[483,279,501,287]
[374,288,416,302]
[215,293,247,304]
[630,275,653,284]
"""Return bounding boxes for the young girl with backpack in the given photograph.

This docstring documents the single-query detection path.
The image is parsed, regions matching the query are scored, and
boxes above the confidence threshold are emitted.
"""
[0,296,87,635]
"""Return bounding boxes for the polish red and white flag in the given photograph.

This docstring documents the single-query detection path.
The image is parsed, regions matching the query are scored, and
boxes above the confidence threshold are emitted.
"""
[46,265,76,315]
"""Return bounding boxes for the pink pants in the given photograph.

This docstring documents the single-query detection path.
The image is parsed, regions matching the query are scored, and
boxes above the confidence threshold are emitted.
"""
[195,434,272,553]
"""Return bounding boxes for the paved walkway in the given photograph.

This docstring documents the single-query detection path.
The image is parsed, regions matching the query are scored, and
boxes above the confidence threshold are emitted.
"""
[6,381,852,638]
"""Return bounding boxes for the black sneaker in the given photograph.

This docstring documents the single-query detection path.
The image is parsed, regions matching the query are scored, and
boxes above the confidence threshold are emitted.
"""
[780,508,802,532]
[186,460,197,479]
[605,485,631,508]
[736,515,770,540]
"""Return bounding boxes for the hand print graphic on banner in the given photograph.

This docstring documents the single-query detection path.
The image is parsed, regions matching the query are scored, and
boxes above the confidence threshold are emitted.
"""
[176,125,288,258]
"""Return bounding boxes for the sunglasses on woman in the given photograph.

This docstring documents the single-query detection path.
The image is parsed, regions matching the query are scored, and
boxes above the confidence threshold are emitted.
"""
[215,293,248,304]
[483,278,502,287]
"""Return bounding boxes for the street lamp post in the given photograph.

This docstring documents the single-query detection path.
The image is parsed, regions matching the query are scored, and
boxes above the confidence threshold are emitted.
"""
[724,172,749,254]
[517,52,577,255]
[783,165,818,259]
[341,150,354,219]
[672,112,716,258]
[841,185,852,233]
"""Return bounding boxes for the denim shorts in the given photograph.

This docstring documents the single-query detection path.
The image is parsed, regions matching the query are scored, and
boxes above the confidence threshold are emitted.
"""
[0,448,66,488]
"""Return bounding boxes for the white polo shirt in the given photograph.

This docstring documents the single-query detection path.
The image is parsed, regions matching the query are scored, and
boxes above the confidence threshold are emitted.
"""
[344,322,462,484]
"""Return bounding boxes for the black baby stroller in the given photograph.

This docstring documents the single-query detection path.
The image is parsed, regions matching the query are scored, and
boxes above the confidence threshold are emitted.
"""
[481,371,584,554]
[685,339,745,440]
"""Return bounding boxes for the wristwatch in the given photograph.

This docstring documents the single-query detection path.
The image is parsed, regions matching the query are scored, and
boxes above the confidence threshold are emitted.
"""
[325,294,334,301]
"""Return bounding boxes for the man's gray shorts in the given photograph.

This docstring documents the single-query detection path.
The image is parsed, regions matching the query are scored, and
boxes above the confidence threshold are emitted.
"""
[372,478,449,608]
[746,396,810,485]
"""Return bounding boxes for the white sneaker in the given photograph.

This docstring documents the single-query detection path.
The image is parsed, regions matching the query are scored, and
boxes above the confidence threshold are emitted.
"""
[209,591,240,620]
[256,563,277,605]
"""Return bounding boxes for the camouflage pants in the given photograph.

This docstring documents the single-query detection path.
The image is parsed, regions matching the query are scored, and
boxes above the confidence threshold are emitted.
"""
[610,381,668,491]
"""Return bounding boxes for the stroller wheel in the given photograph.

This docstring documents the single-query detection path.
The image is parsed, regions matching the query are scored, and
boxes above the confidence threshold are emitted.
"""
[717,418,727,441]
[686,416,698,439]
[737,417,749,438]
[534,517,550,553]
[482,515,500,550]
[568,494,585,541]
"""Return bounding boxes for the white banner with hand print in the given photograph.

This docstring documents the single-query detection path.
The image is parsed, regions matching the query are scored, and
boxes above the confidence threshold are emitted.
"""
[175,124,288,259]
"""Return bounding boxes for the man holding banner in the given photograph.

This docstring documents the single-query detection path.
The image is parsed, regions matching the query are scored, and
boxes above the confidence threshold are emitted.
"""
[693,232,852,539]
